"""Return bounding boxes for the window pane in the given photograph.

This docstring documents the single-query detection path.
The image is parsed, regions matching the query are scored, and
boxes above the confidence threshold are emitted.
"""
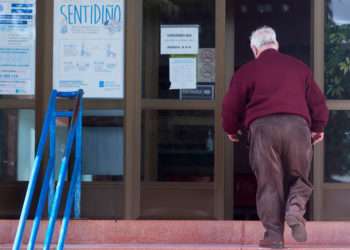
[325,110,350,182]
[142,0,215,99]
[142,110,214,182]
[83,110,124,181]
[0,109,35,181]
[55,109,124,182]
[325,0,350,99]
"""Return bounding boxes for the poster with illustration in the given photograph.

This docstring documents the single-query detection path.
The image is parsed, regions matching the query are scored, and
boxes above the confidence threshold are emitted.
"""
[0,0,36,95]
[53,0,125,98]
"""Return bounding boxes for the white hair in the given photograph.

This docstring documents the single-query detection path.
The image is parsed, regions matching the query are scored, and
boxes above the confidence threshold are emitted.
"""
[250,26,278,49]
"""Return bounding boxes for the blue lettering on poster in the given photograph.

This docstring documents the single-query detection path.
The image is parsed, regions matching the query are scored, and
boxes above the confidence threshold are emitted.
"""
[11,9,33,14]
[59,4,121,25]
[0,20,27,25]
[11,4,34,8]
[0,15,33,20]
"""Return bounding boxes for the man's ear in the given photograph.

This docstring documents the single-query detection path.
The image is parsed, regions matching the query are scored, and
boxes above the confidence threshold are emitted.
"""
[251,46,258,58]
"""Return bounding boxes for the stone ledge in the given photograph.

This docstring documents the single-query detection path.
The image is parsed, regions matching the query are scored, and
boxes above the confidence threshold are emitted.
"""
[1,220,350,246]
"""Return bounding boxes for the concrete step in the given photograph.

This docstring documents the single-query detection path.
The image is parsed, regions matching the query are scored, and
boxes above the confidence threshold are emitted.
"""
[1,220,350,247]
[2,243,350,250]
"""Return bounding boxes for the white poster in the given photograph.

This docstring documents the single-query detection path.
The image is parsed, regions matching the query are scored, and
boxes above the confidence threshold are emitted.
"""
[0,0,36,95]
[53,0,125,98]
[169,57,197,89]
[161,25,199,55]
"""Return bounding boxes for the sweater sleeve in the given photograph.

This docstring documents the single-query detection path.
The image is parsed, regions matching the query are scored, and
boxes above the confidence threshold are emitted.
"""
[221,71,248,135]
[305,70,329,132]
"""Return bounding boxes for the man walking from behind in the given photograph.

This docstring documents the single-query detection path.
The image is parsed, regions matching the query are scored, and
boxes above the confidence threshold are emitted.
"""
[222,26,328,248]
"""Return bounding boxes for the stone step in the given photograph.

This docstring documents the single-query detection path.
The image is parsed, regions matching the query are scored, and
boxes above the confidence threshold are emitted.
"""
[1,220,350,246]
[1,243,350,250]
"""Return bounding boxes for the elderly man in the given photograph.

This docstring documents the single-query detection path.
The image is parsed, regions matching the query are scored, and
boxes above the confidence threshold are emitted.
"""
[222,26,328,248]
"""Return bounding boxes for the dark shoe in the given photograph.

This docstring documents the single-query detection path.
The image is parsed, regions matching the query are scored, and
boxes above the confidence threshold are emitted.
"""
[286,215,307,242]
[259,238,284,248]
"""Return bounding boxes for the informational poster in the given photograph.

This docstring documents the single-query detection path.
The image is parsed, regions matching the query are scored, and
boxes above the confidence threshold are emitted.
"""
[169,57,197,89]
[197,48,215,83]
[0,0,36,95]
[53,0,125,98]
[161,25,199,55]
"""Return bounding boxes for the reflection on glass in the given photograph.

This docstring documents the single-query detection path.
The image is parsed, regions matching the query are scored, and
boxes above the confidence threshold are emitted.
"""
[325,0,350,99]
[325,111,350,182]
[55,110,124,182]
[0,110,35,182]
[142,0,215,99]
[142,110,214,182]
[235,0,311,67]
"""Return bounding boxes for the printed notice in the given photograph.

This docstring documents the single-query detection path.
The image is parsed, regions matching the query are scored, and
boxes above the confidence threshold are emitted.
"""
[0,0,36,95]
[169,57,197,89]
[161,25,199,55]
[197,48,215,83]
[53,0,125,98]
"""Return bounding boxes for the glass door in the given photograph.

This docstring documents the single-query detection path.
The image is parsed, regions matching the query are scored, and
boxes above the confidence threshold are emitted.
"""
[140,0,217,219]
[232,0,312,219]
[318,0,350,220]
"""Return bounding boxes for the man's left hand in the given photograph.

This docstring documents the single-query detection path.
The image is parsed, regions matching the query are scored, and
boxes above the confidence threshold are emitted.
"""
[227,134,239,142]
[311,132,324,145]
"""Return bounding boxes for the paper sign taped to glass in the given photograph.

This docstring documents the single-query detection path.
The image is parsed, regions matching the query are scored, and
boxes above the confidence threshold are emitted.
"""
[169,57,197,90]
[161,25,199,55]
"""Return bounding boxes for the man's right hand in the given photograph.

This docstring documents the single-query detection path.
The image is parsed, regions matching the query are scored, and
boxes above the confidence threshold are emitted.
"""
[227,134,239,143]
[311,132,324,145]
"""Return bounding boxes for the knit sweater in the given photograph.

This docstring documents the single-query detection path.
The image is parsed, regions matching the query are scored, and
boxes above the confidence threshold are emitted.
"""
[222,49,329,135]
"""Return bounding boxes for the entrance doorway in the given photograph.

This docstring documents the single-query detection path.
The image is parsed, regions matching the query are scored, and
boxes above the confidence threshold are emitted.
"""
[232,0,311,220]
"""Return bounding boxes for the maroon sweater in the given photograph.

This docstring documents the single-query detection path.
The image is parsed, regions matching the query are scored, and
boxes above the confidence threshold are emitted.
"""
[222,49,329,135]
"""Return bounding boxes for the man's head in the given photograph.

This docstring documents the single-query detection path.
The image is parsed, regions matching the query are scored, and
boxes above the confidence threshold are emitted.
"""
[250,26,279,58]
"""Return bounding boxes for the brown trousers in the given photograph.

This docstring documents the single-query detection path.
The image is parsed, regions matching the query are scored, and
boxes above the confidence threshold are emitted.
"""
[249,115,313,241]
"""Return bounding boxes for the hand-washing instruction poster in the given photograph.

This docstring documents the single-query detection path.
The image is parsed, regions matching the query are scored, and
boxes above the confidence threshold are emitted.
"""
[53,0,125,98]
[0,0,36,95]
